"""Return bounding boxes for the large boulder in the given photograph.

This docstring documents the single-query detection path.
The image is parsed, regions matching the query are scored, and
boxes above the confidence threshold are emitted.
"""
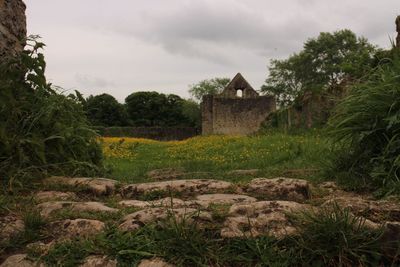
[0,0,26,57]
[221,200,309,239]
[119,208,212,231]
[245,178,310,201]
[121,179,233,198]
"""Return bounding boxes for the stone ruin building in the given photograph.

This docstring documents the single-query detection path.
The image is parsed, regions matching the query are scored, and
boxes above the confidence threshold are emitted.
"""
[201,73,276,135]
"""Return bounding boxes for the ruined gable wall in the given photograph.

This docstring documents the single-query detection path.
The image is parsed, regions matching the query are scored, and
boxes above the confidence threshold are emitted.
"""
[0,0,27,57]
[203,96,275,135]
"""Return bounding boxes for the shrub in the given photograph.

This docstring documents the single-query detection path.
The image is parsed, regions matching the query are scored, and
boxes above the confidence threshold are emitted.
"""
[328,53,400,195]
[0,38,103,189]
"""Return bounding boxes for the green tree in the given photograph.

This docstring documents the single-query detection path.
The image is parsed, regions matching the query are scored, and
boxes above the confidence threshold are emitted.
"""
[182,99,201,128]
[125,92,189,127]
[262,30,377,106]
[189,77,230,102]
[85,93,128,126]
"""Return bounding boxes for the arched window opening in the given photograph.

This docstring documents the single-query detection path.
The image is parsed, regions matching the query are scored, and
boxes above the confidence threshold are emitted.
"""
[236,89,243,97]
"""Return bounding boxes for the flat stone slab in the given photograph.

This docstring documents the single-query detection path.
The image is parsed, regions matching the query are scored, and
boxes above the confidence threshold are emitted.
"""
[221,200,309,239]
[192,194,257,208]
[121,179,233,198]
[79,255,117,267]
[0,215,24,245]
[34,191,77,202]
[37,201,118,218]
[245,177,310,201]
[0,254,43,267]
[138,258,175,267]
[50,219,105,240]
[44,176,118,196]
[119,208,212,231]
[119,197,187,209]
[323,196,400,222]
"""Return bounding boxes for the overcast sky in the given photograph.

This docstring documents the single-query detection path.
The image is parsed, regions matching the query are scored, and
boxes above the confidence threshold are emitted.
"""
[25,0,399,102]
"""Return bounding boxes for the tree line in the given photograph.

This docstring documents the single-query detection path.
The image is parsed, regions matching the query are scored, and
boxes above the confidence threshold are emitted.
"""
[83,29,389,129]
[83,92,200,128]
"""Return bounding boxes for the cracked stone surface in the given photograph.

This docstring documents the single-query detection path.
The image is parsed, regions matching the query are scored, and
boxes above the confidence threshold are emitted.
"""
[119,197,187,209]
[191,193,257,208]
[49,219,105,240]
[245,177,310,201]
[221,200,310,238]
[44,177,118,196]
[121,179,233,198]
[37,201,118,218]
[119,208,212,231]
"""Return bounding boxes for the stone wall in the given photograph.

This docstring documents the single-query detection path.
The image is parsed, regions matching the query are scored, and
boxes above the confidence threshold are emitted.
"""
[202,95,276,135]
[201,73,276,135]
[0,0,27,57]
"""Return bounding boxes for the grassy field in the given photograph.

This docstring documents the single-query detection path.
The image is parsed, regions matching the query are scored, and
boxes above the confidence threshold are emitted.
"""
[3,131,399,267]
[102,130,332,184]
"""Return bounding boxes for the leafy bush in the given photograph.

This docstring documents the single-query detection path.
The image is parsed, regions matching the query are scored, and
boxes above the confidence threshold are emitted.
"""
[328,53,400,195]
[0,38,103,189]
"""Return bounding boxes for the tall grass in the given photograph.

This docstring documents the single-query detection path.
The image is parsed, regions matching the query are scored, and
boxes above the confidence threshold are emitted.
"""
[288,204,384,266]
[0,37,104,190]
[328,53,400,195]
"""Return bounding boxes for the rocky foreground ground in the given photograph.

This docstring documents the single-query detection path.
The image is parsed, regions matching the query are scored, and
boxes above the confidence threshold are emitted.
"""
[1,169,400,266]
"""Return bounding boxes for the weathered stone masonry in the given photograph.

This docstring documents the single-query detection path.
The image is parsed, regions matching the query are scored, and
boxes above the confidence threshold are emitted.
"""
[201,73,276,135]
[0,0,27,57]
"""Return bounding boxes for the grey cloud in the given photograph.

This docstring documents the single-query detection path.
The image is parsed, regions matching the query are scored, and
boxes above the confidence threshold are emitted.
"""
[24,0,400,100]
[112,1,320,63]
[75,74,115,89]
